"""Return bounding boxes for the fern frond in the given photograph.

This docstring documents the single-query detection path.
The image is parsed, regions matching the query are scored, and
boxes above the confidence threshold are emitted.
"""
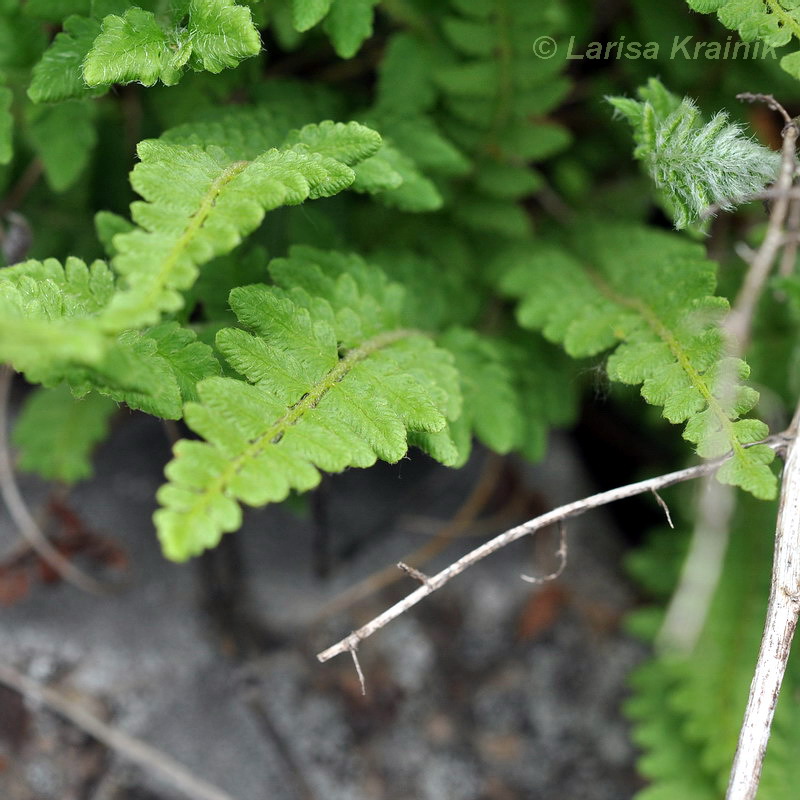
[685,0,800,79]
[100,122,380,330]
[82,0,261,87]
[500,222,777,499]
[608,79,780,229]
[155,281,461,560]
[79,322,220,418]
[290,0,378,58]
[0,259,219,418]
[437,327,522,461]
[28,0,260,101]
[13,385,116,483]
[28,14,103,102]
[0,257,115,379]
[27,100,96,191]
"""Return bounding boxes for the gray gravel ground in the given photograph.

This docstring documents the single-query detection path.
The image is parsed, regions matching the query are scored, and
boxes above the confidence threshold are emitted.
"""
[0,407,648,800]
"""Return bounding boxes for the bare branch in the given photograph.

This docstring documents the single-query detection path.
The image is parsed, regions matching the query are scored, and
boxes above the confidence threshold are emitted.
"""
[726,119,798,349]
[736,92,793,125]
[0,660,236,800]
[0,366,110,595]
[317,437,789,664]
[727,409,800,800]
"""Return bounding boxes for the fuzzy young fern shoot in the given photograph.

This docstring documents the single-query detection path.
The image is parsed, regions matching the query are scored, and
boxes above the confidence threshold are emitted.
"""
[608,79,780,229]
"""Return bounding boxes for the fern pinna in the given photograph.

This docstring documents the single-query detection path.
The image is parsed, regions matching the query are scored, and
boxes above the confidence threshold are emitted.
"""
[500,220,777,499]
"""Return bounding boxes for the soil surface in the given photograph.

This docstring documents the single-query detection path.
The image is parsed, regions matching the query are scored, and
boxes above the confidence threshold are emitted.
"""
[0,406,648,800]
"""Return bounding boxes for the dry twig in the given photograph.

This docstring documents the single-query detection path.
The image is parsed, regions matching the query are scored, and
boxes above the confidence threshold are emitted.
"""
[0,367,109,595]
[0,660,236,800]
[727,403,800,800]
[317,436,789,664]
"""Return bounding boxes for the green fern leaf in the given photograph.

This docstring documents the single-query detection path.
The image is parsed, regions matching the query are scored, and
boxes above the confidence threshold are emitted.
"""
[684,0,800,77]
[12,384,116,483]
[500,222,777,499]
[81,0,260,88]
[27,14,104,102]
[155,282,461,560]
[82,6,187,87]
[280,120,382,164]
[608,79,780,229]
[0,258,219,418]
[79,322,220,418]
[0,257,115,380]
[100,124,379,330]
[322,0,378,58]
[26,100,96,191]
[292,0,332,31]
[439,327,523,460]
[94,210,134,257]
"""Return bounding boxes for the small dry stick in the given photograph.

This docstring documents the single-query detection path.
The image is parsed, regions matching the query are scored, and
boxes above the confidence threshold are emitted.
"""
[349,647,366,695]
[736,92,793,125]
[0,661,236,800]
[397,562,429,584]
[726,404,800,800]
[651,488,674,529]
[0,367,109,595]
[726,102,799,349]
[520,521,567,584]
[317,437,789,664]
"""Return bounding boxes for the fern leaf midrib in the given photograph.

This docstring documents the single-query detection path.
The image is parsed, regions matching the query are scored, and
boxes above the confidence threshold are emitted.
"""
[178,326,423,524]
[765,0,800,40]
[589,269,746,458]
[139,158,250,310]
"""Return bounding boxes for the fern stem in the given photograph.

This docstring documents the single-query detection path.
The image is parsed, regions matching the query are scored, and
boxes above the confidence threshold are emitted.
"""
[138,159,250,312]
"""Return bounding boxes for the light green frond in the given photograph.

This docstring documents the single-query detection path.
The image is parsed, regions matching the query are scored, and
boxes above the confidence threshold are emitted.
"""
[500,222,776,499]
[81,0,260,88]
[12,384,116,483]
[0,257,115,380]
[100,128,378,330]
[155,282,461,560]
[27,14,103,102]
[685,0,800,79]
